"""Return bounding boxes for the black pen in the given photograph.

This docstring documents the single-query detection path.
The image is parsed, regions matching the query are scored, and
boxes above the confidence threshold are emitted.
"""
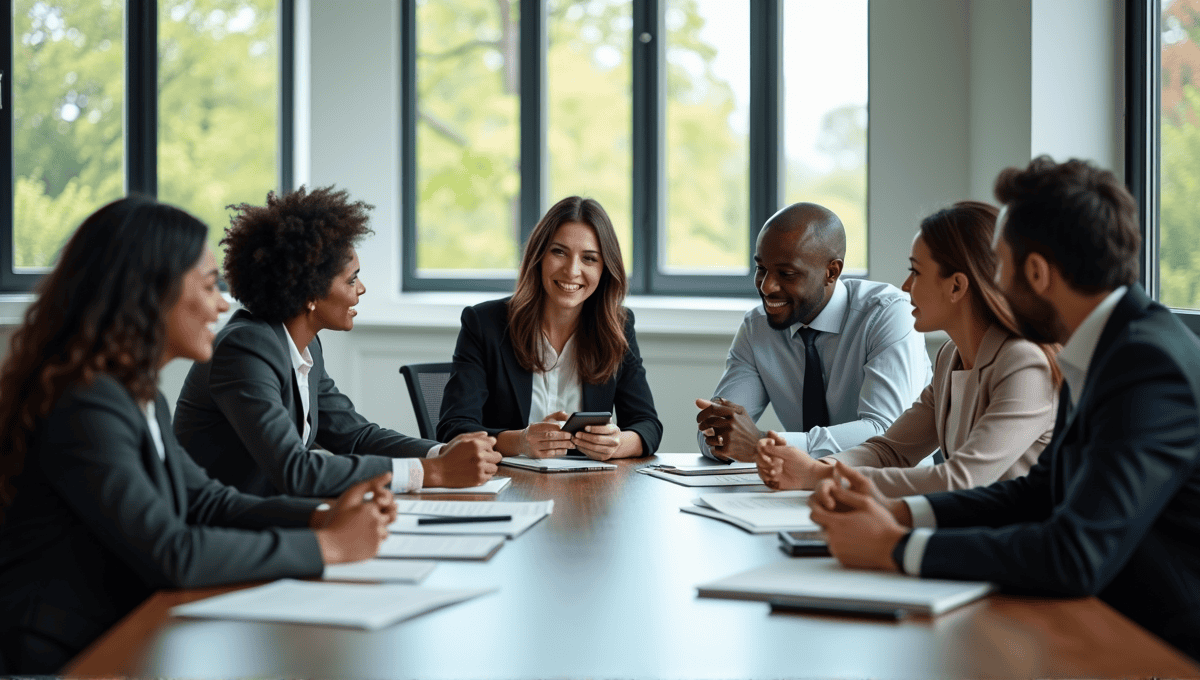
[416,515,512,525]
[768,600,909,621]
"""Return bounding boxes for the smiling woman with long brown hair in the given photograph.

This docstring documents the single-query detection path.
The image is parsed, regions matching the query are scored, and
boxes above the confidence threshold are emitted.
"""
[0,197,393,674]
[438,195,662,459]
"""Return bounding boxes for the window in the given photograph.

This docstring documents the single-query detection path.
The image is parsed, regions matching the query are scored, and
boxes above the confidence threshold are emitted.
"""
[402,0,869,295]
[1,0,293,290]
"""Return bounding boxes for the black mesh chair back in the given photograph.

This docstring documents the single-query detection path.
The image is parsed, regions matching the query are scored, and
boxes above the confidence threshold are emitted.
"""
[399,362,455,440]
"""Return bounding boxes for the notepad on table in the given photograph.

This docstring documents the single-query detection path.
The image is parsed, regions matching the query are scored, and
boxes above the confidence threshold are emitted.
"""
[640,468,766,487]
[171,579,495,630]
[388,499,554,538]
[697,558,995,616]
[377,534,505,561]
[651,462,759,476]
[499,456,616,473]
[322,559,436,583]
[410,476,512,495]
[680,490,818,533]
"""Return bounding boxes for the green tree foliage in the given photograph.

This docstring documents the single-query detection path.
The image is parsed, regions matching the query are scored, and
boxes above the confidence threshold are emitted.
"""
[13,0,278,269]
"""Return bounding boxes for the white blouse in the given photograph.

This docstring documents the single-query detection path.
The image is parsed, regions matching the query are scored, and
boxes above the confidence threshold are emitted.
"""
[528,334,583,423]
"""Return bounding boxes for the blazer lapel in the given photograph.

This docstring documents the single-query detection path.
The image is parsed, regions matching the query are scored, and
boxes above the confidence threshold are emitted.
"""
[152,395,187,518]
[502,338,533,424]
[270,322,311,444]
[306,337,322,447]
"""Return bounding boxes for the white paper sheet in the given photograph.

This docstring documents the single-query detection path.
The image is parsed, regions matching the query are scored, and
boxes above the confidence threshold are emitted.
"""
[388,499,554,538]
[686,491,818,531]
[171,580,496,630]
[697,558,995,615]
[640,469,766,487]
[377,534,505,560]
[646,462,759,476]
[322,559,436,582]
[410,476,512,495]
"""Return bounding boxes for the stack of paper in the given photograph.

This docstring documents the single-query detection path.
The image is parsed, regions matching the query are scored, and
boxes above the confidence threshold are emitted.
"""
[171,580,495,630]
[681,491,818,533]
[378,534,505,561]
[408,476,512,495]
[389,499,554,538]
[322,559,436,583]
[500,457,616,472]
[639,468,765,487]
[697,558,995,616]
[652,462,759,475]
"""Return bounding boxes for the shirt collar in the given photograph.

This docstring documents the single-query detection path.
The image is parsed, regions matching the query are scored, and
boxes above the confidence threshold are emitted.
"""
[788,278,848,336]
[1058,286,1127,400]
[281,324,314,374]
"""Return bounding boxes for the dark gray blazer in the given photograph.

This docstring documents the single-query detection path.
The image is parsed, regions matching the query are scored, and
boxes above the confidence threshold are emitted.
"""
[917,285,1200,661]
[437,298,663,454]
[0,375,323,674]
[174,309,437,498]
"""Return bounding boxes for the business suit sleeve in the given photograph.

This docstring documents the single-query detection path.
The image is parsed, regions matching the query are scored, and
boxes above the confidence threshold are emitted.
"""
[920,340,1199,596]
[701,315,771,459]
[613,312,662,455]
[207,324,392,497]
[312,339,439,457]
[828,379,940,481]
[40,380,323,590]
[438,305,503,441]
[842,341,1057,496]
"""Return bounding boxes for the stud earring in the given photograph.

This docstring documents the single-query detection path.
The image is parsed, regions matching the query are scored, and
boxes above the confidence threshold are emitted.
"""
[308,302,316,311]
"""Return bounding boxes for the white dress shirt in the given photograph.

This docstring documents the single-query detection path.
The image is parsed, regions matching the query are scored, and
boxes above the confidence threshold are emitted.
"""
[900,286,1128,574]
[528,334,583,424]
[282,326,433,493]
[702,278,932,459]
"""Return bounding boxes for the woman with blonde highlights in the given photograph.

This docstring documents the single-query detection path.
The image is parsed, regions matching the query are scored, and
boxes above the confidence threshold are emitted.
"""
[439,196,662,459]
[758,201,1060,496]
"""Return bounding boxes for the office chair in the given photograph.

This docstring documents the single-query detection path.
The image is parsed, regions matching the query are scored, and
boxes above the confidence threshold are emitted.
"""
[399,362,455,440]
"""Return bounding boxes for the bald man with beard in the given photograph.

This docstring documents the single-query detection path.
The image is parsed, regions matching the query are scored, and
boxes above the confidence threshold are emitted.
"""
[696,202,932,462]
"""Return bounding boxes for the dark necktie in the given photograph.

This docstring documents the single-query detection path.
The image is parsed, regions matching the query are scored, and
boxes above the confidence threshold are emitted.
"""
[798,327,830,430]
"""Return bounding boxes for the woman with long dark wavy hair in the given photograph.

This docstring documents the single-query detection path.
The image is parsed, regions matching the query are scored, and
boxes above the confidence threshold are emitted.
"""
[0,197,394,674]
[758,201,1061,496]
[438,196,662,459]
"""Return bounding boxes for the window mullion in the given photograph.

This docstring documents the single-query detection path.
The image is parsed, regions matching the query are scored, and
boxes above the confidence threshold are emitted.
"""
[519,0,544,247]
[632,0,661,294]
[749,0,781,258]
[126,0,156,197]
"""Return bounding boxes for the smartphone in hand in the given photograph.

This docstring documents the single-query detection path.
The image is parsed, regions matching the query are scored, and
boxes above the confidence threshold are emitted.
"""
[560,411,612,457]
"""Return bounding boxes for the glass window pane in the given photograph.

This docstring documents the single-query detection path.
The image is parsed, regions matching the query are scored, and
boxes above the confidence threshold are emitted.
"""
[416,0,520,277]
[158,0,279,254]
[546,0,633,273]
[1160,0,1200,310]
[782,0,868,275]
[13,0,124,270]
[663,0,750,275]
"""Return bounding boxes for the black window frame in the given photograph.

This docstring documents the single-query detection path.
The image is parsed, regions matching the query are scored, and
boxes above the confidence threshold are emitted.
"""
[1127,0,1200,335]
[0,0,295,292]
[401,0,833,296]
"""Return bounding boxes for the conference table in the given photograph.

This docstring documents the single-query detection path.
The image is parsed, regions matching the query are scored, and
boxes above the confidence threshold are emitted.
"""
[65,453,1200,679]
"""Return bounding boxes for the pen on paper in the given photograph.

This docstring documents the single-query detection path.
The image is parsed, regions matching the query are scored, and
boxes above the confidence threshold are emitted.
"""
[416,515,512,525]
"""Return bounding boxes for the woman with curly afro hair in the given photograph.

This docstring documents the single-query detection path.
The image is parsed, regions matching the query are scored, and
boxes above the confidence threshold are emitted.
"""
[0,197,394,673]
[173,186,500,497]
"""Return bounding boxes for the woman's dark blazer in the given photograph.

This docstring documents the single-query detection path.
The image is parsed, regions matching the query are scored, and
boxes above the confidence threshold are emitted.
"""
[174,309,438,498]
[437,297,663,454]
[0,375,323,673]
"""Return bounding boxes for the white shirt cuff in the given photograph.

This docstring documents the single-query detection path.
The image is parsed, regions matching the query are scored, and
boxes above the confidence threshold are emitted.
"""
[904,495,937,528]
[426,443,443,458]
[780,430,811,455]
[390,458,425,492]
[904,528,935,576]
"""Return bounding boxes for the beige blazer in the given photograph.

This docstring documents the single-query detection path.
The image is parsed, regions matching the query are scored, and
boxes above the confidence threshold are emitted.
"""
[829,325,1057,497]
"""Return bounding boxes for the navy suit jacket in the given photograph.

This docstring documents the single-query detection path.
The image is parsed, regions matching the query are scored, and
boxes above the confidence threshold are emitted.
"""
[919,285,1200,660]
[437,298,663,454]
[0,376,322,673]
[175,309,437,498]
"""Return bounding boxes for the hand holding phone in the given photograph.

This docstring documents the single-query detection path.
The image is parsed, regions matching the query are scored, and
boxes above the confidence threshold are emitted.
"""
[560,411,614,458]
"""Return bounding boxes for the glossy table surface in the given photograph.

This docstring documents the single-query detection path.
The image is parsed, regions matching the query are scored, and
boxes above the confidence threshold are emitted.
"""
[65,454,1200,679]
